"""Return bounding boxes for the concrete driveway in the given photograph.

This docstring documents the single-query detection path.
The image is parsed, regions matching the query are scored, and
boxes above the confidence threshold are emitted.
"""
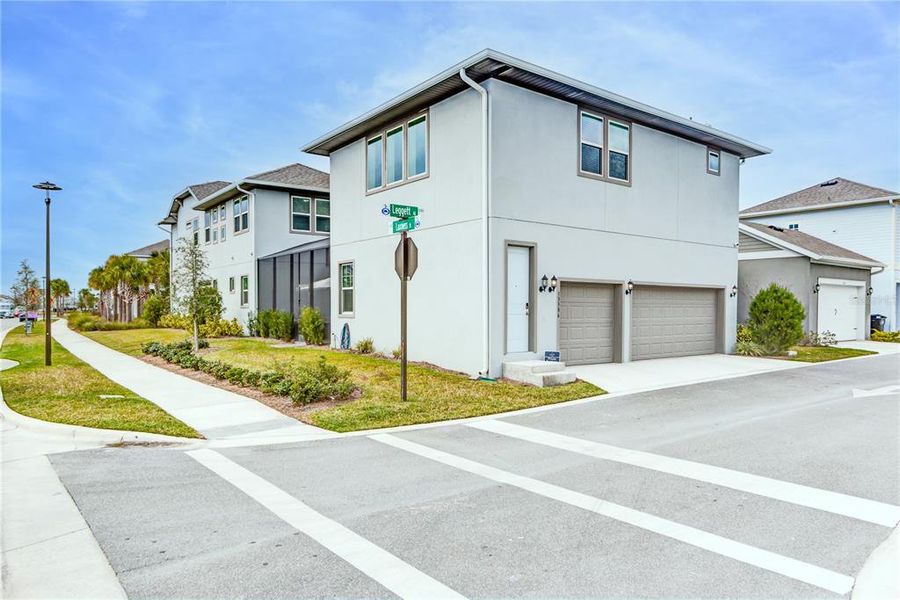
[42,352,899,599]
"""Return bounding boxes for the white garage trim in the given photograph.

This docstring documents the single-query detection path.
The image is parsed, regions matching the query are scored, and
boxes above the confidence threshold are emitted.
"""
[816,278,866,341]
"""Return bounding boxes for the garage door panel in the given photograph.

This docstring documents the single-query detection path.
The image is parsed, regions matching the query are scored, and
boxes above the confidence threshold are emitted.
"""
[631,286,717,360]
[559,283,615,365]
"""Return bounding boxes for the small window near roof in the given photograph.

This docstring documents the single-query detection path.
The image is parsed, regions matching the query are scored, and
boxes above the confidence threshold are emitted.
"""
[707,149,720,175]
[407,115,428,178]
[367,136,383,190]
[315,199,330,233]
[788,224,799,230]
[385,126,404,185]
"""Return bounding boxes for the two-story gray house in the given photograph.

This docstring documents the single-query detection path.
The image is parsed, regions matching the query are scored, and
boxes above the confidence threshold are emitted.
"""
[302,50,770,377]
[159,163,330,332]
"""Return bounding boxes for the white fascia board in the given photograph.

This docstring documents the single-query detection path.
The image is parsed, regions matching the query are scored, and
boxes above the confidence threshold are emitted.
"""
[193,183,241,211]
[241,180,330,194]
[810,257,885,270]
[738,250,800,261]
[740,196,898,219]
[738,223,820,259]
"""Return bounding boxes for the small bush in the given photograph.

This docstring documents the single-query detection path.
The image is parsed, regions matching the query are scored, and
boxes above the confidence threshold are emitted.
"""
[736,324,753,344]
[872,330,900,342]
[68,312,151,331]
[287,356,355,405]
[391,347,401,360]
[256,309,294,341]
[141,295,169,327]
[299,307,327,345]
[354,337,375,354]
[735,340,766,357]
[799,330,836,347]
[747,284,805,355]
[199,318,244,338]
[159,313,192,330]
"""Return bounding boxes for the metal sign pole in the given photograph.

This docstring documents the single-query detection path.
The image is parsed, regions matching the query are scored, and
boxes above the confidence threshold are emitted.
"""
[400,230,408,402]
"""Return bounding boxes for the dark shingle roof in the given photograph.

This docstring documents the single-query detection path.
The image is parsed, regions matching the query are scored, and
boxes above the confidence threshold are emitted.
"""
[126,239,170,258]
[188,180,231,201]
[741,178,898,216]
[246,163,329,189]
[741,222,881,266]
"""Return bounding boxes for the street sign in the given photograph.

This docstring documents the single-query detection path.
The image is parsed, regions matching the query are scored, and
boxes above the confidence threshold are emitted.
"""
[392,217,417,234]
[394,236,419,280]
[389,204,419,218]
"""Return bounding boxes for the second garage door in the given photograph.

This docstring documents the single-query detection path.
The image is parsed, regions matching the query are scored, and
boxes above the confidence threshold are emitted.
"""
[559,282,615,365]
[631,286,718,360]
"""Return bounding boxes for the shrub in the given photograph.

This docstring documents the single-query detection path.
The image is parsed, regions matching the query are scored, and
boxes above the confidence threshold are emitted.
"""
[68,312,152,331]
[199,318,244,338]
[736,324,753,344]
[354,337,375,354]
[299,307,327,345]
[159,313,192,330]
[872,330,900,342]
[141,294,169,327]
[196,285,224,325]
[799,330,836,347]
[255,309,294,341]
[287,356,355,405]
[747,284,805,355]
[391,347,401,360]
[247,312,258,337]
[735,340,766,357]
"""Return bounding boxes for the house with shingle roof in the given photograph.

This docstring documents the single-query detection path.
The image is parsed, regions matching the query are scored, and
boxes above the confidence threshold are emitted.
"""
[159,163,330,332]
[741,177,900,331]
[737,222,884,340]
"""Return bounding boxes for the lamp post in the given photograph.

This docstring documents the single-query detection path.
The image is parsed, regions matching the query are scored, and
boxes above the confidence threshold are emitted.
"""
[33,181,62,366]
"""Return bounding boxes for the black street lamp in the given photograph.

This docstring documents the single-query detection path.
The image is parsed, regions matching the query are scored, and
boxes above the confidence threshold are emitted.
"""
[33,181,62,366]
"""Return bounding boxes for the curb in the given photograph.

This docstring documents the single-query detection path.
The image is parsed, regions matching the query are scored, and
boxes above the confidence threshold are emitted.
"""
[852,526,900,599]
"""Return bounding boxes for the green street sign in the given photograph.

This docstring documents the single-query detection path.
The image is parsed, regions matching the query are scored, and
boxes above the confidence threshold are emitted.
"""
[389,204,419,219]
[392,217,417,234]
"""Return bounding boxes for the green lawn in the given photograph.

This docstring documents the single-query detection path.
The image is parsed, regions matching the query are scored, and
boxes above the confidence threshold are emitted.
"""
[0,323,200,438]
[789,346,877,363]
[82,327,189,356]
[83,328,604,432]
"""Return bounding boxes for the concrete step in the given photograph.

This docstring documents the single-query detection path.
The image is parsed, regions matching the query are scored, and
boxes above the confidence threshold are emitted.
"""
[503,361,576,388]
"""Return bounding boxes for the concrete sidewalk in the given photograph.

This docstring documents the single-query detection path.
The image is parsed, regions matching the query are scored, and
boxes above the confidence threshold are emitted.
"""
[53,322,328,441]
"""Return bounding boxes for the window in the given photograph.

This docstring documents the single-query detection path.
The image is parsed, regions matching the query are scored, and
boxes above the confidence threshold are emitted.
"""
[212,279,218,291]
[788,223,799,230]
[707,149,721,176]
[407,115,427,178]
[608,121,630,181]
[240,275,249,306]
[219,205,226,241]
[315,199,330,232]
[292,196,311,231]
[204,211,211,243]
[367,136,383,190]
[580,111,603,175]
[339,262,354,314]
[192,218,199,245]
[233,196,249,233]
[366,112,429,192]
[229,276,235,293]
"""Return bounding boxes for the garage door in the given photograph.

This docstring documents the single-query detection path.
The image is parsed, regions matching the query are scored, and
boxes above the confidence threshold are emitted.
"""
[631,286,718,360]
[558,283,615,365]
[817,282,863,341]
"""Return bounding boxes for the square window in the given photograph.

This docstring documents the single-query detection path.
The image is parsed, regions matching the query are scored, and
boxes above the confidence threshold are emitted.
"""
[315,199,330,233]
[581,144,602,175]
[292,196,311,231]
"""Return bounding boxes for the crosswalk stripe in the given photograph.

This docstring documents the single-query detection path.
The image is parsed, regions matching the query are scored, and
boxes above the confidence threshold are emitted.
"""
[187,449,466,600]
[468,419,900,528]
[371,433,855,595]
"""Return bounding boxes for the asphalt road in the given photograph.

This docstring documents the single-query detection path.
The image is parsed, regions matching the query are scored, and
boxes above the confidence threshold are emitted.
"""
[50,353,899,599]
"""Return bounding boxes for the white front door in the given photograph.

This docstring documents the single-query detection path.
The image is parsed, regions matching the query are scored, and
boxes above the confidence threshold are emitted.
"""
[506,245,531,353]
[818,282,863,341]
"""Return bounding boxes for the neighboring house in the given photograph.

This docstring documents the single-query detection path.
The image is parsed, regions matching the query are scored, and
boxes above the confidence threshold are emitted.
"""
[302,49,770,377]
[159,164,330,332]
[740,178,900,331]
[738,223,883,340]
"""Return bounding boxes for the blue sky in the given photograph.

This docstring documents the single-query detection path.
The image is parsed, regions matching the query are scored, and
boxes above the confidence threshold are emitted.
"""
[3,1,898,294]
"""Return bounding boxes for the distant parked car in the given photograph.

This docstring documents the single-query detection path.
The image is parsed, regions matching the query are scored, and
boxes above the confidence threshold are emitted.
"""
[12,306,25,318]
[0,303,12,318]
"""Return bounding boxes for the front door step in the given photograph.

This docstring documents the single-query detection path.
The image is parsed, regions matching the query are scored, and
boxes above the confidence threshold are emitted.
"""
[502,360,577,387]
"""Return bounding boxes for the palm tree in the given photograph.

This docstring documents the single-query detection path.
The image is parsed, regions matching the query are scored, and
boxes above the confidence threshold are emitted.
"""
[49,278,71,316]
[88,265,112,319]
[120,255,150,320]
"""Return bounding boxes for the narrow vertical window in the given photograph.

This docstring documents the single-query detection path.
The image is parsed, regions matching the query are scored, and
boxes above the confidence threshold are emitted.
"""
[240,275,249,306]
[608,121,630,181]
[204,211,211,243]
[233,196,249,232]
[385,126,404,185]
[240,196,249,230]
[367,136,383,190]
[315,199,330,233]
[229,276,235,293]
[192,218,199,245]
[339,262,354,314]
[292,196,311,231]
[407,115,427,177]
[219,204,226,240]
[707,149,720,175]
[580,112,603,175]
[233,198,241,231]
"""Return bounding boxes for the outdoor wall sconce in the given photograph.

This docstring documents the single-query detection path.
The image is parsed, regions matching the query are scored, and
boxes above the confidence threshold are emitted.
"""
[730,285,738,297]
[549,276,558,292]
[813,284,820,294]
[625,280,634,295]
[539,274,549,292]
[867,287,874,296]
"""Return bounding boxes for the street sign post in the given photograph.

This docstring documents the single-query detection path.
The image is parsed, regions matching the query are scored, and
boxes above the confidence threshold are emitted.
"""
[384,204,421,402]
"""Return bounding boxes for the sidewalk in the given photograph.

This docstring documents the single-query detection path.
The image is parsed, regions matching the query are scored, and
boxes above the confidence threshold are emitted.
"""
[52,322,328,441]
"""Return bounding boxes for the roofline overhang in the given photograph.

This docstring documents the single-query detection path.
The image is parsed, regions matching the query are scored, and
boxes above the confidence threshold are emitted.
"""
[193,180,330,211]
[301,48,772,159]
[738,223,884,269]
[740,195,900,219]
[810,257,886,270]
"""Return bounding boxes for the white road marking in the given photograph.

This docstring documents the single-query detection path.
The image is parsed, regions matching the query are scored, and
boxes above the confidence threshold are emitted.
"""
[371,433,855,596]
[186,449,466,600]
[852,384,900,398]
[469,420,900,528]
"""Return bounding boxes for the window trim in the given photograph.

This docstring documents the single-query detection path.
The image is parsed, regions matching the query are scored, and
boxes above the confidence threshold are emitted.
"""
[240,275,249,307]
[576,107,632,187]
[706,147,721,176]
[233,195,250,235]
[229,276,235,293]
[338,261,354,316]
[384,124,405,187]
[365,110,430,195]
[290,195,312,233]
[578,110,605,179]
[314,197,330,234]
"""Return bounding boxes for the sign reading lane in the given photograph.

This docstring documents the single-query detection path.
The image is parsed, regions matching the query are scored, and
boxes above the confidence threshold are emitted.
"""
[392,217,417,234]
[389,204,419,219]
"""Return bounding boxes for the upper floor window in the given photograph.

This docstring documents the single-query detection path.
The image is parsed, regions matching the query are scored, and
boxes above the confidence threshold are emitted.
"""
[219,205,226,241]
[579,110,631,184]
[292,196,311,231]
[707,149,721,176]
[316,199,330,232]
[788,223,799,230]
[366,112,429,192]
[192,218,199,245]
[291,197,331,233]
[204,211,212,243]
[233,196,249,233]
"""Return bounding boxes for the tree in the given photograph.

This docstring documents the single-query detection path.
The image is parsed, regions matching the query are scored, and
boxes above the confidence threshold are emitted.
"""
[77,288,97,312]
[88,265,112,320]
[747,284,806,355]
[50,278,71,316]
[173,238,209,351]
[10,260,39,308]
[147,248,171,299]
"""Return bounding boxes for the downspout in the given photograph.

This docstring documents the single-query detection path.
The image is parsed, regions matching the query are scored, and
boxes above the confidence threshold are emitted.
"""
[459,68,491,377]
